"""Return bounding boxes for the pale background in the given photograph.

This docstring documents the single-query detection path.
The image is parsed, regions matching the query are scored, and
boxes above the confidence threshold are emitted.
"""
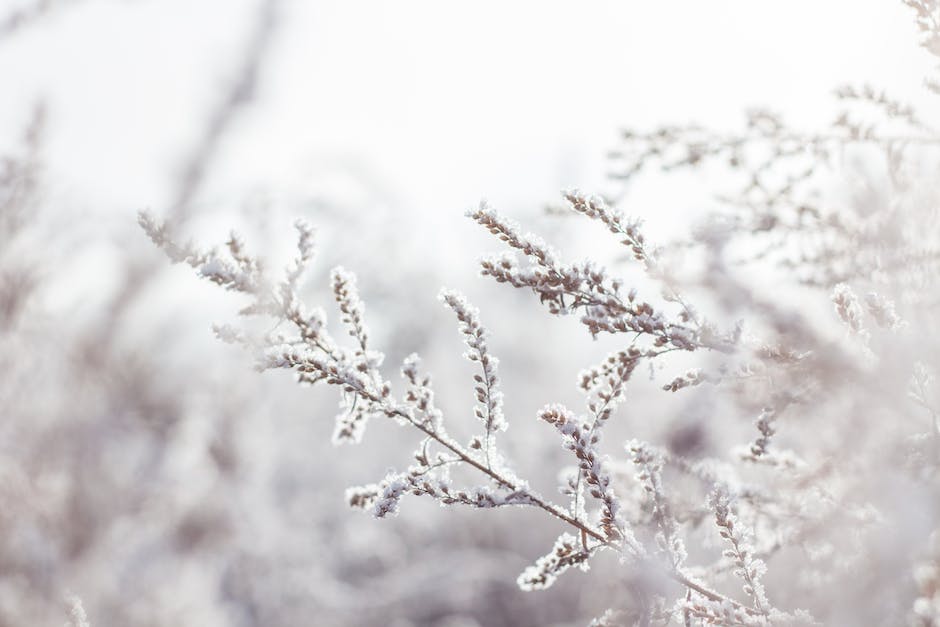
[0,2,936,625]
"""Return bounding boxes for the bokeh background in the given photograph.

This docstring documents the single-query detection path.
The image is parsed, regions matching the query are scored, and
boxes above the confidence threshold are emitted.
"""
[0,1,937,625]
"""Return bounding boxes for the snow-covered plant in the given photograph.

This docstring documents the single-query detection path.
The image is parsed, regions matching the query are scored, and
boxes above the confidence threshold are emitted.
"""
[140,2,940,625]
[143,190,784,624]
[143,175,905,623]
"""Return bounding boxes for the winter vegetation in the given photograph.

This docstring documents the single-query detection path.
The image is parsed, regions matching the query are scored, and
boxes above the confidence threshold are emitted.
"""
[4,0,940,625]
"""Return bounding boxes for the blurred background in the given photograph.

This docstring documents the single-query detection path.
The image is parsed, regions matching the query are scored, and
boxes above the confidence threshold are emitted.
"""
[0,1,937,625]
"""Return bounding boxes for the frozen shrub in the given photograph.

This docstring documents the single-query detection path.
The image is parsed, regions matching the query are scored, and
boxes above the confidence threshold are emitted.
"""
[136,1,940,624]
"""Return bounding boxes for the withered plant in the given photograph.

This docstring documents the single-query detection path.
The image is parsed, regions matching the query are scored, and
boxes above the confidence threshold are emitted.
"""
[141,1,940,624]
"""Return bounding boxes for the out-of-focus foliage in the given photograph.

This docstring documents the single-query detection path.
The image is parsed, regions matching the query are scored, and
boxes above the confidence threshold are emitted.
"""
[6,1,940,626]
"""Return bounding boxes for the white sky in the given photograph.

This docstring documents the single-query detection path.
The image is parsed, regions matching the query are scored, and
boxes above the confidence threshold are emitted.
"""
[0,0,934,234]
